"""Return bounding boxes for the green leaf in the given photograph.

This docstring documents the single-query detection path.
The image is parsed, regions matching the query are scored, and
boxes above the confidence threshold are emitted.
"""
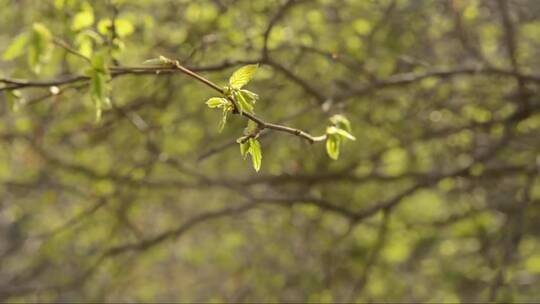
[248,138,262,172]
[218,107,229,132]
[98,18,134,37]
[325,122,353,160]
[240,89,259,104]
[90,71,106,101]
[97,19,111,35]
[28,23,52,73]
[89,53,111,122]
[326,135,341,160]
[74,30,103,58]
[326,126,339,135]
[335,128,356,141]
[206,97,228,108]
[90,71,107,121]
[5,90,23,112]
[234,90,254,114]
[243,120,258,136]
[239,141,249,159]
[327,125,355,141]
[209,96,233,132]
[115,19,135,37]
[2,32,29,61]
[229,64,258,89]
[54,0,65,9]
[91,52,108,72]
[353,19,372,35]
[110,38,125,57]
[238,138,263,171]
[32,23,52,40]
[72,10,94,31]
[330,114,352,132]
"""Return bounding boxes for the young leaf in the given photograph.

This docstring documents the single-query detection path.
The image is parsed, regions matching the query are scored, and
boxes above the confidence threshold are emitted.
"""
[229,64,258,89]
[32,23,52,41]
[234,90,254,114]
[218,107,229,132]
[239,141,249,159]
[326,126,339,135]
[88,53,111,122]
[75,30,104,58]
[71,10,94,31]
[5,90,23,112]
[91,52,107,72]
[330,114,352,132]
[240,89,259,104]
[28,23,52,73]
[326,135,341,160]
[115,19,135,37]
[248,138,262,172]
[206,97,227,108]
[334,128,356,141]
[325,120,354,160]
[90,70,108,121]
[243,120,258,136]
[97,19,112,35]
[2,32,29,61]
[327,125,355,141]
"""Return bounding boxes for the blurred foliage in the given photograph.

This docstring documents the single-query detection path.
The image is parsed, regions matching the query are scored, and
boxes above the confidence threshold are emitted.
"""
[1,0,540,302]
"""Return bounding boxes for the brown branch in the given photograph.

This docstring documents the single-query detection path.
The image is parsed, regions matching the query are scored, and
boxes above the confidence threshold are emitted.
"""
[52,37,91,63]
[262,0,305,59]
[450,0,489,65]
[102,202,257,256]
[496,0,519,71]
[198,101,319,162]
[265,58,327,103]
[0,75,88,91]
[496,0,530,114]
[4,64,539,144]
[348,210,391,299]
[337,66,540,102]
[0,59,327,143]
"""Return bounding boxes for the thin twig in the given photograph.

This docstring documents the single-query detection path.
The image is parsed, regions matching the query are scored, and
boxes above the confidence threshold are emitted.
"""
[167,59,327,143]
[52,37,91,63]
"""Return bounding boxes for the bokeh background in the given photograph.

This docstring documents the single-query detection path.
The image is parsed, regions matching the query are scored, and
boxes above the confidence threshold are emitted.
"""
[1,0,540,302]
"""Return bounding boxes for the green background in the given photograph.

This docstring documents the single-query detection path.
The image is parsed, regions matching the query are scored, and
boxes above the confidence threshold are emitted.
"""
[1,0,540,302]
